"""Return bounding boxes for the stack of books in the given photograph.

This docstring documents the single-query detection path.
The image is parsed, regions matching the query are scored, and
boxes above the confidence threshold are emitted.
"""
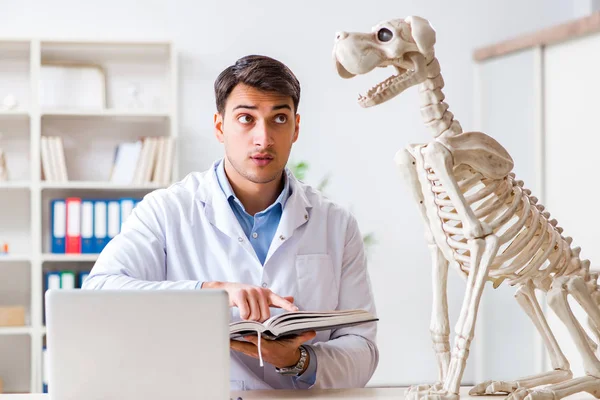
[41,136,68,182]
[110,136,175,185]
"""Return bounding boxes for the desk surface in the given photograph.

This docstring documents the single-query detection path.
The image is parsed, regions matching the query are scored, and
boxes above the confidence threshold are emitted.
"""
[0,387,597,399]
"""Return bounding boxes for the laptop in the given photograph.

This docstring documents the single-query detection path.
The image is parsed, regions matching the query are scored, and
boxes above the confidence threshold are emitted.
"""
[45,289,230,400]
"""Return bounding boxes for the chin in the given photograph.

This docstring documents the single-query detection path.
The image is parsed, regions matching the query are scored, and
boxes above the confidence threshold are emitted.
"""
[246,166,282,184]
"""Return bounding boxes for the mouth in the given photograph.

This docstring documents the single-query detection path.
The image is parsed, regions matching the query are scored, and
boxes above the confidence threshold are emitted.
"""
[251,154,274,166]
[357,65,417,108]
[335,52,427,108]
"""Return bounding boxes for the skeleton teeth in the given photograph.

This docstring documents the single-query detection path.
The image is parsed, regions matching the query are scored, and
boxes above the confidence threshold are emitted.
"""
[363,70,418,99]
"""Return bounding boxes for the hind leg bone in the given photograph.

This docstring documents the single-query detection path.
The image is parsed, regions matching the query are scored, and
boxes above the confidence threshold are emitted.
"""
[470,279,572,395]
[510,277,600,400]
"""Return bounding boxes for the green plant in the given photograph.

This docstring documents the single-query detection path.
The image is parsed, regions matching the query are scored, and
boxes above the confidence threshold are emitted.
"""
[288,160,377,254]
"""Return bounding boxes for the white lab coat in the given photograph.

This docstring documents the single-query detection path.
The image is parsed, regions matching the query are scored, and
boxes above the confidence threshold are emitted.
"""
[83,160,379,390]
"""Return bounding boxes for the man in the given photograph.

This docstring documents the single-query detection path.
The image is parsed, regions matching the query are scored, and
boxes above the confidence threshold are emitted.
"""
[83,55,378,390]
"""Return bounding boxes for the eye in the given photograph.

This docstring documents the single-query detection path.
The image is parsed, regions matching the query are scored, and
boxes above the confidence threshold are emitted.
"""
[274,114,288,124]
[377,28,393,42]
[237,115,253,124]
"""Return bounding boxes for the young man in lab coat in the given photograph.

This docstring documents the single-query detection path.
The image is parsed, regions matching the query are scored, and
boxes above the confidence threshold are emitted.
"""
[83,55,378,390]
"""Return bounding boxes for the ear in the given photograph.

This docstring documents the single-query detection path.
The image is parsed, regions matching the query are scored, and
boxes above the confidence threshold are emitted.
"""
[404,16,436,60]
[214,113,224,143]
[293,114,300,143]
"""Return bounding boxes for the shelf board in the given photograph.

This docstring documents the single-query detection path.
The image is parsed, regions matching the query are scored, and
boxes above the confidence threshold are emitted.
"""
[41,109,170,120]
[40,181,166,190]
[0,326,32,336]
[0,181,30,190]
[41,41,171,63]
[0,110,29,119]
[0,255,31,262]
[42,254,98,262]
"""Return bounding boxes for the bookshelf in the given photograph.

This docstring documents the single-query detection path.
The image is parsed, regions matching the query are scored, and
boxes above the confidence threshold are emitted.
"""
[41,254,98,263]
[0,38,178,394]
[40,181,166,190]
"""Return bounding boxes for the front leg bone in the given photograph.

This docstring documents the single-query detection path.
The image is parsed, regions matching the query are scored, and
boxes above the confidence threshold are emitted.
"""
[444,236,498,395]
[429,244,451,383]
[396,147,451,382]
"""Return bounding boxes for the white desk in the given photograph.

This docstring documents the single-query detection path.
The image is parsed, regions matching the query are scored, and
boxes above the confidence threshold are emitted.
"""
[0,387,597,399]
[3,387,399,399]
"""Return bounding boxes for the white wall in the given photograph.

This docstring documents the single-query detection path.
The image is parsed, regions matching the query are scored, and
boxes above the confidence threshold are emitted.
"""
[476,48,543,382]
[0,0,576,387]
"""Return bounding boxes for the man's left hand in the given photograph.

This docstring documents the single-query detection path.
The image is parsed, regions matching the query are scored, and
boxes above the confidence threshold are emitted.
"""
[230,330,316,370]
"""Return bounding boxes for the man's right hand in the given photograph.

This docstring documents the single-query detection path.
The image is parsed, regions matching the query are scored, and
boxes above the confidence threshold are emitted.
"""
[201,281,298,322]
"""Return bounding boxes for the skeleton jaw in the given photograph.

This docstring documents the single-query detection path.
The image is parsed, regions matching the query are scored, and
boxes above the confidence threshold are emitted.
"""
[359,56,427,107]
[336,53,429,108]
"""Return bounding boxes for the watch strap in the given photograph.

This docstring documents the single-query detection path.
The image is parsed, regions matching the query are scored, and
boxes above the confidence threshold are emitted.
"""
[275,345,308,376]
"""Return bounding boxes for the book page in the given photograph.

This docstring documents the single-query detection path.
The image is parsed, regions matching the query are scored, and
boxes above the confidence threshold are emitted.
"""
[229,309,377,340]
[230,320,266,339]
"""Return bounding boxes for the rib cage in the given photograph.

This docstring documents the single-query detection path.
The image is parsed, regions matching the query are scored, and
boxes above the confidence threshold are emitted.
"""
[425,164,591,288]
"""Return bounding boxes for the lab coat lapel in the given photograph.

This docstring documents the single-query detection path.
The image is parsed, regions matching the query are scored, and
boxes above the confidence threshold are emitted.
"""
[200,166,258,260]
[265,171,312,261]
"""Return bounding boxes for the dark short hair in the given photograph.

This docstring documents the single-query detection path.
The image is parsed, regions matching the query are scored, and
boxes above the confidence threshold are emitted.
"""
[214,55,301,114]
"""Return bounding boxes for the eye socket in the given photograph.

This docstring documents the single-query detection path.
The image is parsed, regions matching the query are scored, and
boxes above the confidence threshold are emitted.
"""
[377,28,393,42]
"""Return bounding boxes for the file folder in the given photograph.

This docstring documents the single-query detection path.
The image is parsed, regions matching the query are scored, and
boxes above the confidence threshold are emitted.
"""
[93,200,108,253]
[60,271,75,290]
[78,271,90,288]
[81,200,95,254]
[120,198,135,230]
[107,199,120,243]
[50,199,66,254]
[45,271,61,291]
[65,198,81,254]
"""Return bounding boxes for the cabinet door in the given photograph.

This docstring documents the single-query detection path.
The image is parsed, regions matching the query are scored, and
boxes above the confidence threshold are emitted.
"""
[544,32,600,270]
[476,47,542,381]
[544,31,600,378]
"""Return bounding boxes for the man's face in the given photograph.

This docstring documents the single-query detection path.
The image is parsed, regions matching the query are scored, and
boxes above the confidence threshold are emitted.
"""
[214,83,300,185]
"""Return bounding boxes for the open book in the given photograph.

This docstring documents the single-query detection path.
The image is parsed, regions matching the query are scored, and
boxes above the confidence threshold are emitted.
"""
[230,309,378,340]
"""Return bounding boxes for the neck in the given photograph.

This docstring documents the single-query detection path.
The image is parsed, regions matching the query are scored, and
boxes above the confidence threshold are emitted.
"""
[224,159,284,216]
[418,57,462,138]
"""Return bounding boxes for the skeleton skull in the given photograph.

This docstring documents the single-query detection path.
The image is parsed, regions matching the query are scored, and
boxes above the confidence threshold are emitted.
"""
[333,16,436,107]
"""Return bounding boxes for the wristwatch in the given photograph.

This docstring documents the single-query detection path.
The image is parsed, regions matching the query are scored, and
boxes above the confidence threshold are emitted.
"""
[275,345,308,376]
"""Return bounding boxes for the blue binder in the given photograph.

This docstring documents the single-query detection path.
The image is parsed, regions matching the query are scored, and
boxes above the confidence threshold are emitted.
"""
[45,271,62,291]
[107,199,121,244]
[119,198,136,231]
[93,200,109,253]
[42,346,48,393]
[44,271,62,324]
[50,199,66,254]
[78,271,90,288]
[81,200,95,254]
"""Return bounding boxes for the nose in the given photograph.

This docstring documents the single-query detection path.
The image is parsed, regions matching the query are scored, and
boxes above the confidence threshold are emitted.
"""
[335,31,348,41]
[253,122,272,147]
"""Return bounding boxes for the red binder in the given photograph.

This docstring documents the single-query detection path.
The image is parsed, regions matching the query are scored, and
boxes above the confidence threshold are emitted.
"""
[65,197,82,254]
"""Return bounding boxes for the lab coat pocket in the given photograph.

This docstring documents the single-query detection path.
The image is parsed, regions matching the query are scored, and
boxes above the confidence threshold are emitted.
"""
[295,254,338,312]
[230,380,245,391]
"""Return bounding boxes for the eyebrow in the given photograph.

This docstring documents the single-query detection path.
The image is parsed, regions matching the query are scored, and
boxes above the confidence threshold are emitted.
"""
[232,104,292,112]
